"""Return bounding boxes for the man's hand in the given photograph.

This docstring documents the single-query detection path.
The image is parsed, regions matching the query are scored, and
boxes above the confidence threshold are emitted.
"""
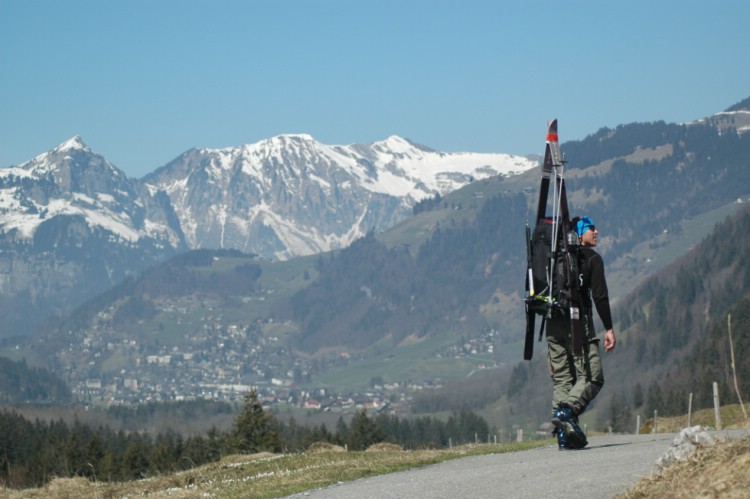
[604,329,616,352]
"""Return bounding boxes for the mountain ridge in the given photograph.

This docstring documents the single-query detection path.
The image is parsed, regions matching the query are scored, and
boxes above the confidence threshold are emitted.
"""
[143,133,537,260]
[0,133,534,335]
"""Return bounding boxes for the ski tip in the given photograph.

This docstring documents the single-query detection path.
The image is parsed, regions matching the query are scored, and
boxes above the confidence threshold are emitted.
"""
[546,119,558,142]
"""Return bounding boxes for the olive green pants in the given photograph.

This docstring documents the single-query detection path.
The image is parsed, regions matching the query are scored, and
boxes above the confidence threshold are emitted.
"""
[545,314,604,415]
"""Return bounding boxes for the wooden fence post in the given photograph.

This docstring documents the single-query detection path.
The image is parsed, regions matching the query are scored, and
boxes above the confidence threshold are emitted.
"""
[713,381,722,430]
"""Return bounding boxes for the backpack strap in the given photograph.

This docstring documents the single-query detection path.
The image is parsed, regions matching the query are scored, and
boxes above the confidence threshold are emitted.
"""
[557,164,586,357]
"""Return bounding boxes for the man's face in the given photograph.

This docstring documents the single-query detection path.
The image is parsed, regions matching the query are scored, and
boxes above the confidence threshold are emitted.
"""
[581,227,598,247]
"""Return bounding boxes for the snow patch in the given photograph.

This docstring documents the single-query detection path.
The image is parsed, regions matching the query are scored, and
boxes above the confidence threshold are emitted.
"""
[56,136,89,153]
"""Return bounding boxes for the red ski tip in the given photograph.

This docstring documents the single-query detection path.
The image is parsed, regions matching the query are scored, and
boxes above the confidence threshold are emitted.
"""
[546,133,559,142]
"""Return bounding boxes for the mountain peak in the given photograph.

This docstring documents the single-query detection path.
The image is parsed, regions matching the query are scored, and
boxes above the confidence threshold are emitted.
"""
[256,134,317,149]
[373,135,431,153]
[274,133,315,142]
[55,135,90,154]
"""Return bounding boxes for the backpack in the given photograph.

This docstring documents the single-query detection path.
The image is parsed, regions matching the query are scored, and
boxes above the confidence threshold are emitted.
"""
[523,120,585,360]
[526,218,581,320]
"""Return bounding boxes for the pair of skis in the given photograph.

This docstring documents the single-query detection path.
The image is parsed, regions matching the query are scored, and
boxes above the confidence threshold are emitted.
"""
[523,120,584,360]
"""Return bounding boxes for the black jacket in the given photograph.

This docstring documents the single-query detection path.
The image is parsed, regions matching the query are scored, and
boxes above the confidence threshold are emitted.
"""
[579,247,613,330]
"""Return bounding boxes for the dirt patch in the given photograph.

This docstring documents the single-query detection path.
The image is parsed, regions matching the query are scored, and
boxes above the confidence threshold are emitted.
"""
[307,441,347,453]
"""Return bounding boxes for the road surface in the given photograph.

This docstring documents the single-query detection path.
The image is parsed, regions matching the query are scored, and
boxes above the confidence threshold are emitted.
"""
[286,429,749,499]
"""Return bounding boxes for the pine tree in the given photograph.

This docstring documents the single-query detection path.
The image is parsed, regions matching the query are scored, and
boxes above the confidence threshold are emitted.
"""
[183,435,209,467]
[646,380,663,416]
[335,416,349,446]
[347,409,383,451]
[232,390,281,454]
[121,433,151,480]
[83,433,105,479]
[149,434,176,475]
[607,393,630,432]
[633,382,644,409]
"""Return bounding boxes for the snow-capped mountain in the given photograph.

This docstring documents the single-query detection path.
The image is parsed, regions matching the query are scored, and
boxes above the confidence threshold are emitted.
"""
[0,132,534,335]
[0,136,184,247]
[0,137,186,336]
[144,134,536,260]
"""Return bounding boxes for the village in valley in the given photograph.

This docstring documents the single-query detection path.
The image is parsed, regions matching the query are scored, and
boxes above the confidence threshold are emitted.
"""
[43,304,500,416]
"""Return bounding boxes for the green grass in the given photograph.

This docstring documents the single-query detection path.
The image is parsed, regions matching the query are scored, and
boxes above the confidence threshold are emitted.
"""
[99,346,132,373]
[649,200,746,269]
[256,254,319,294]
[117,253,319,348]
[311,332,494,392]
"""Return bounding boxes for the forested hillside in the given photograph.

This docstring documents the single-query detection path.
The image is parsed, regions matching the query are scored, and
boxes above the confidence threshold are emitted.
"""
[284,192,528,352]
[612,204,750,416]
[0,357,71,404]
[568,121,750,259]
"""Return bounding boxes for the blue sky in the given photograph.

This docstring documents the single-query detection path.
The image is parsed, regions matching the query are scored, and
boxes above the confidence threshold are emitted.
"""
[1,0,748,178]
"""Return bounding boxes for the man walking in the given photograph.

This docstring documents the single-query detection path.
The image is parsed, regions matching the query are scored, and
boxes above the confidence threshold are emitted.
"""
[546,216,617,449]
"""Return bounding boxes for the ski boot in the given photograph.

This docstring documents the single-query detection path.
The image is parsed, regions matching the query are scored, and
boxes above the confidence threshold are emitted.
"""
[551,403,588,450]
[553,427,569,450]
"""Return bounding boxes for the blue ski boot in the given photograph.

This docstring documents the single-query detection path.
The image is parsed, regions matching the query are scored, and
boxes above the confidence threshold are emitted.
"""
[554,427,569,450]
[551,403,588,450]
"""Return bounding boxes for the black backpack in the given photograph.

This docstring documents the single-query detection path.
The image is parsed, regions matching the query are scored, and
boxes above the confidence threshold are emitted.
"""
[526,218,581,319]
[523,120,585,360]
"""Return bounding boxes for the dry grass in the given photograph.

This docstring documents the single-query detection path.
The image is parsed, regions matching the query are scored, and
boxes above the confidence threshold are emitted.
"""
[0,441,545,499]
[619,437,750,498]
[640,404,750,434]
[306,441,346,453]
[365,442,404,452]
[620,403,750,498]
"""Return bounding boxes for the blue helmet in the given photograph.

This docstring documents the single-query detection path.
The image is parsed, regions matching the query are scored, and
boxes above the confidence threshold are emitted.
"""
[576,216,595,237]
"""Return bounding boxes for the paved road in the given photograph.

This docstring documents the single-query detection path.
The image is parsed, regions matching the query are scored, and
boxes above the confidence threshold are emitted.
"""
[286,429,749,499]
